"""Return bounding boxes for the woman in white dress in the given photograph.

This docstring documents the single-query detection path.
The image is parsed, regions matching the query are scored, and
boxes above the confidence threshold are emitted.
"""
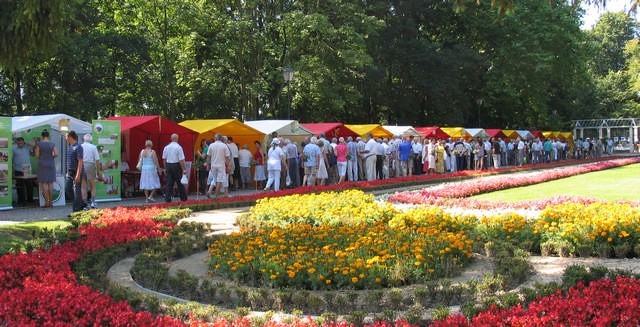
[138,140,161,202]
[264,139,287,191]
[316,140,329,185]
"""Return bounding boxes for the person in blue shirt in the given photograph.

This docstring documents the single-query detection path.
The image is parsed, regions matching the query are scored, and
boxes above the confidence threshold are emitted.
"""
[397,136,412,176]
[65,131,85,212]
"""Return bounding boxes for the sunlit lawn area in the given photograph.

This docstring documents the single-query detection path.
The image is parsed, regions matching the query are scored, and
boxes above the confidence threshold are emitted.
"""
[471,163,640,202]
[0,219,71,253]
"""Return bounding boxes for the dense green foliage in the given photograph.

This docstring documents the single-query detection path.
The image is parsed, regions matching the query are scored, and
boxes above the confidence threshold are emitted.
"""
[0,0,638,128]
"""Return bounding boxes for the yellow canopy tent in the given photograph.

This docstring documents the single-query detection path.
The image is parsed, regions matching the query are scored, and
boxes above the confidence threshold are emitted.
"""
[502,129,518,139]
[542,131,559,139]
[344,124,393,138]
[440,127,469,139]
[558,132,573,141]
[179,119,265,153]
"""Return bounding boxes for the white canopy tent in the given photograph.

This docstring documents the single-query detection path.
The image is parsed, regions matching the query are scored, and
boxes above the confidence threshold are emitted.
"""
[516,130,534,139]
[464,128,489,139]
[382,125,421,137]
[12,114,92,135]
[12,114,92,176]
[244,120,313,147]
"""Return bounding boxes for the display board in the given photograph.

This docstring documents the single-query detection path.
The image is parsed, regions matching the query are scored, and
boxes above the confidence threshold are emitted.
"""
[92,120,122,202]
[0,118,12,210]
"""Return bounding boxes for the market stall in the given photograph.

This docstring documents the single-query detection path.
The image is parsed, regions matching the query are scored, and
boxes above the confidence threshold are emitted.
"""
[343,124,392,139]
[415,126,449,140]
[301,122,357,139]
[440,127,470,139]
[179,119,264,151]
[484,128,507,139]
[11,114,92,206]
[382,125,421,138]
[108,115,198,195]
[244,120,312,147]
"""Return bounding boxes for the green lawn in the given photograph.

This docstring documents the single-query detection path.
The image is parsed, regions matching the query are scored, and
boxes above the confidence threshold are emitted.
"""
[0,220,71,254]
[471,163,640,202]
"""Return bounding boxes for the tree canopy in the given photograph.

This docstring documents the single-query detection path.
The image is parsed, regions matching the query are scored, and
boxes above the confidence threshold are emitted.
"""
[1,0,639,128]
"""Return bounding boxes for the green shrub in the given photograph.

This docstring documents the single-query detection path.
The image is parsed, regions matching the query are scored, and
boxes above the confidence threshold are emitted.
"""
[431,305,451,321]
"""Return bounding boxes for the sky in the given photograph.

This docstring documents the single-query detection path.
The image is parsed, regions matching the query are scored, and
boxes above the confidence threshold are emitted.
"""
[581,0,636,30]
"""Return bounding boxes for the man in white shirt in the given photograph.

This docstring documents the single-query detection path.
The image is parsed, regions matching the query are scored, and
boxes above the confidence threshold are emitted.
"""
[517,137,525,166]
[162,133,188,202]
[238,144,253,189]
[81,134,101,208]
[364,133,378,181]
[206,134,230,199]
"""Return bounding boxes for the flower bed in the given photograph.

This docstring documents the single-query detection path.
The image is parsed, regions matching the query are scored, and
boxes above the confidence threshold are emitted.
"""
[433,276,640,326]
[209,205,473,290]
[534,202,640,257]
[388,158,640,207]
[241,190,398,227]
[210,194,474,290]
[0,207,188,326]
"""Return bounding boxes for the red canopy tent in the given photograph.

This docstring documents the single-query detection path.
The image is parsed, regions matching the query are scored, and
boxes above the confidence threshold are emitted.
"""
[301,123,357,139]
[107,116,198,172]
[530,130,543,139]
[484,128,507,139]
[415,126,449,140]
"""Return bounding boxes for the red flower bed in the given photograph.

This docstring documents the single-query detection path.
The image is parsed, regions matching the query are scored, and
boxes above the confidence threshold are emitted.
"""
[433,276,640,326]
[150,158,616,211]
[0,207,187,326]
[388,158,640,207]
[0,206,415,326]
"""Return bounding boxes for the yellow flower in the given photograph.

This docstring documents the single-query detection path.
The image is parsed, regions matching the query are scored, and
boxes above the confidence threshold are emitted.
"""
[351,277,359,283]
[326,279,332,284]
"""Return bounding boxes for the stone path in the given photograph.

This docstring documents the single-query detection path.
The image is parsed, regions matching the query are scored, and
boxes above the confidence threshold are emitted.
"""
[107,206,640,308]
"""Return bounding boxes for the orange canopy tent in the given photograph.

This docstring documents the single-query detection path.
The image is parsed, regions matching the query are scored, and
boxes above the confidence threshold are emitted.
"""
[179,119,265,151]
[344,124,393,138]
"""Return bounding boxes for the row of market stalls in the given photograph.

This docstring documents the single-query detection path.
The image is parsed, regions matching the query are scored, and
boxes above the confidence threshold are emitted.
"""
[8,114,574,170]
[3,114,577,208]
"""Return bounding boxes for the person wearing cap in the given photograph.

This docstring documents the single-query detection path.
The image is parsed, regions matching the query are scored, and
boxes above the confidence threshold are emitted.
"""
[264,138,287,191]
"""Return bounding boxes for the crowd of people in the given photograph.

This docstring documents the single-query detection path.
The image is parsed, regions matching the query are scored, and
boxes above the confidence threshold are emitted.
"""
[8,129,627,212]
[190,131,623,194]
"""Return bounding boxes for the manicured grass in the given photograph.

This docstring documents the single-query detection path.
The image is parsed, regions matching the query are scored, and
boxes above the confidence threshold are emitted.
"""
[471,163,640,202]
[0,219,72,253]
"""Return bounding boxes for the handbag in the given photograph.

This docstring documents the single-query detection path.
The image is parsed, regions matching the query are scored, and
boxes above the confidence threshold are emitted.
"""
[136,157,143,171]
[180,174,188,185]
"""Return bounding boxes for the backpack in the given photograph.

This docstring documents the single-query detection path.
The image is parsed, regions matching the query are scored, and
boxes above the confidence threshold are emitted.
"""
[327,146,337,166]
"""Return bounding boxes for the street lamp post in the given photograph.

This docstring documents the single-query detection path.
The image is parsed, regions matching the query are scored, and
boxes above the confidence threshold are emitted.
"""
[283,68,294,119]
